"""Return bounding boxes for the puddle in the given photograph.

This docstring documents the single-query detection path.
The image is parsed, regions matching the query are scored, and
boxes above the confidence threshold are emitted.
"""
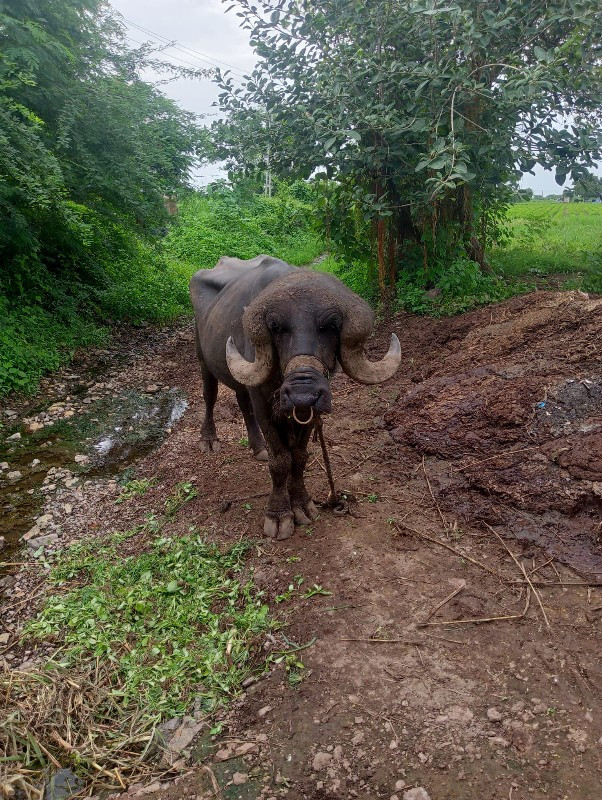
[0,389,187,561]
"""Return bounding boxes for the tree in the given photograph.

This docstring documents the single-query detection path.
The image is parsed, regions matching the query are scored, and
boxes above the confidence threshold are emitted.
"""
[0,0,209,298]
[574,172,602,201]
[217,0,602,298]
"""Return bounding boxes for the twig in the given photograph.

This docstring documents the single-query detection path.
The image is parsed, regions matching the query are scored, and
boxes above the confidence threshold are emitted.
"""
[394,522,505,579]
[340,443,385,477]
[420,590,531,627]
[456,446,537,470]
[422,580,466,623]
[421,455,448,529]
[339,637,423,645]
[484,522,551,630]
[423,633,466,645]
[507,580,602,587]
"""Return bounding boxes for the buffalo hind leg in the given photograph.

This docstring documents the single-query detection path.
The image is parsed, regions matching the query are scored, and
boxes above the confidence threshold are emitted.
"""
[289,428,319,525]
[235,390,268,461]
[199,364,221,454]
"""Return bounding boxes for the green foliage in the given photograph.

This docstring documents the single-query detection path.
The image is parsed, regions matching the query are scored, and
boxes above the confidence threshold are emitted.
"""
[0,0,210,395]
[115,478,157,504]
[218,0,602,297]
[27,525,272,717]
[164,182,324,269]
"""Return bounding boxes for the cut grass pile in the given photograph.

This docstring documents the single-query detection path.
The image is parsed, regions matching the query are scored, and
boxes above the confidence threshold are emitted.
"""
[492,202,602,288]
[0,482,274,794]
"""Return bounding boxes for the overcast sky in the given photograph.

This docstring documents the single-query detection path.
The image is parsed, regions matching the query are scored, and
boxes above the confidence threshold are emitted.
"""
[110,0,596,194]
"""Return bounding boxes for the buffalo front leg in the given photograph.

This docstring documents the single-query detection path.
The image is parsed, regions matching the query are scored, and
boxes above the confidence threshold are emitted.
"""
[289,429,319,525]
[264,446,294,540]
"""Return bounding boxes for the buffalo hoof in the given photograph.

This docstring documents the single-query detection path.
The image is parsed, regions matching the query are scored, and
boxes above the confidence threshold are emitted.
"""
[264,513,294,540]
[254,448,269,462]
[200,438,220,454]
[292,499,319,526]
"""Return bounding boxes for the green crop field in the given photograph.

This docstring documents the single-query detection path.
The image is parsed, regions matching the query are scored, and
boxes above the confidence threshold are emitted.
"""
[492,202,602,290]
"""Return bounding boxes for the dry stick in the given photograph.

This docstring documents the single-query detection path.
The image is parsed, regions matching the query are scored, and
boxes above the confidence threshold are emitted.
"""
[424,633,466,645]
[421,589,531,627]
[339,637,423,645]
[422,580,466,623]
[484,522,551,630]
[421,455,448,529]
[507,579,602,587]
[394,522,505,580]
[340,442,385,477]
[456,446,537,470]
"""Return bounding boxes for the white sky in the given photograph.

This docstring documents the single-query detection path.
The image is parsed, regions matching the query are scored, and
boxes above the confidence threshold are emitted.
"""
[109,0,597,194]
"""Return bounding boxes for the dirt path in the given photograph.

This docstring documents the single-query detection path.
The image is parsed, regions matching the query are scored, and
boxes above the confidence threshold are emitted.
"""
[1,291,601,800]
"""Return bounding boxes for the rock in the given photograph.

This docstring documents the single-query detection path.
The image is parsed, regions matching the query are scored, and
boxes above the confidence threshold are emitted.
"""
[234,742,258,757]
[395,780,407,791]
[487,707,503,722]
[0,536,6,552]
[63,410,75,419]
[0,632,9,645]
[7,432,21,441]
[489,736,510,748]
[27,533,59,549]
[446,705,474,724]
[403,789,431,800]
[30,458,41,467]
[312,751,332,771]
[232,773,248,786]
[44,767,84,799]
[159,717,203,766]
[37,513,54,529]
[0,462,8,470]
[7,470,22,481]
[257,705,272,718]
[28,422,44,432]
[74,454,89,464]
[146,384,160,393]
[425,288,442,299]
[63,504,73,515]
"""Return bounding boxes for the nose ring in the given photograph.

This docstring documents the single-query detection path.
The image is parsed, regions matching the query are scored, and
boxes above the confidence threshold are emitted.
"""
[292,406,314,425]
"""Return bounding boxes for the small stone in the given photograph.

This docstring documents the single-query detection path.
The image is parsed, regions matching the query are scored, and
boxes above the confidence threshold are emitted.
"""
[74,454,89,464]
[312,751,332,771]
[27,422,44,433]
[63,504,73,515]
[7,432,21,441]
[403,789,431,800]
[257,705,272,718]
[27,533,59,549]
[234,742,258,757]
[489,736,510,748]
[7,470,22,481]
[30,458,41,467]
[0,462,8,471]
[395,780,407,791]
[0,632,9,644]
[63,410,75,419]
[146,384,160,393]
[37,513,53,529]
[487,707,503,722]
[232,772,248,786]
[44,767,84,800]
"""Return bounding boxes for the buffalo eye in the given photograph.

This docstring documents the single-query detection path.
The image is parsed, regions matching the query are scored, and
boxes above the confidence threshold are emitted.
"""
[319,314,342,332]
[267,316,285,335]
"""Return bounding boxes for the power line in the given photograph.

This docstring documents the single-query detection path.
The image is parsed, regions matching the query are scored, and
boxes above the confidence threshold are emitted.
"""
[123,17,250,78]
[125,35,245,87]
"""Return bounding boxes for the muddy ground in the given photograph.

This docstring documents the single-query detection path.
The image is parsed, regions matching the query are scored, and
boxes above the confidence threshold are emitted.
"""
[1,290,601,800]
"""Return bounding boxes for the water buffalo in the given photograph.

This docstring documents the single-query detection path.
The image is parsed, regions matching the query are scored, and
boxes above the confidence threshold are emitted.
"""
[190,255,401,540]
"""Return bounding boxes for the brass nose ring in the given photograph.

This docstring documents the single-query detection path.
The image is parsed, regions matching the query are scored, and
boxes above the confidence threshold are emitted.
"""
[292,406,314,425]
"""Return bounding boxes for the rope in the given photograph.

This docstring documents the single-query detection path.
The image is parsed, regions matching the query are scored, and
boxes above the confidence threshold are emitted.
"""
[313,413,349,515]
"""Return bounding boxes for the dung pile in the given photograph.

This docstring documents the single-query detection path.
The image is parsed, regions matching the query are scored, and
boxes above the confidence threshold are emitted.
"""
[385,291,602,576]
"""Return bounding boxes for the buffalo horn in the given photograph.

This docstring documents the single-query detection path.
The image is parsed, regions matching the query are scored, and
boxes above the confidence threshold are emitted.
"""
[340,333,401,385]
[226,336,273,386]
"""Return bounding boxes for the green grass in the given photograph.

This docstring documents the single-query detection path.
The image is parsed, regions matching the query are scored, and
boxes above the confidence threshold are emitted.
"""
[27,482,273,717]
[491,202,602,287]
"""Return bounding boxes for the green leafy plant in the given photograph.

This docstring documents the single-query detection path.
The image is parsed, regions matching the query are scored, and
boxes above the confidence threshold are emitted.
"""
[115,477,157,504]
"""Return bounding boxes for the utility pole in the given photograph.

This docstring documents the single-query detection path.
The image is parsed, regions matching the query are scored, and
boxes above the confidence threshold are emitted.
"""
[264,112,272,197]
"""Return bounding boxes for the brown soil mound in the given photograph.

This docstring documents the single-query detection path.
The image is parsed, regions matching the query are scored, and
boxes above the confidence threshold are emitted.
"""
[385,291,602,577]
